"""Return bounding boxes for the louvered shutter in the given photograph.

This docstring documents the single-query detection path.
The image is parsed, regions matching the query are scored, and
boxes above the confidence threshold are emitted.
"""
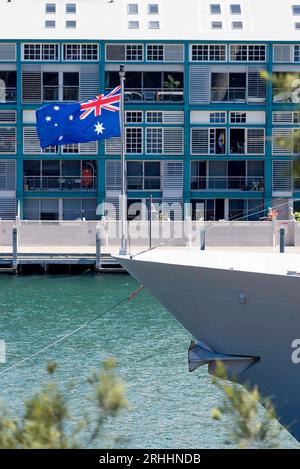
[22,64,42,104]
[0,159,16,190]
[23,127,42,154]
[163,128,184,155]
[105,160,121,191]
[191,129,209,154]
[272,160,292,193]
[163,161,183,195]
[247,129,265,154]
[105,137,121,155]
[189,65,210,104]
[272,129,293,155]
[164,44,184,62]
[0,127,16,154]
[0,111,16,123]
[273,112,294,124]
[0,197,16,220]
[247,67,266,102]
[79,141,98,155]
[162,111,184,124]
[79,64,100,101]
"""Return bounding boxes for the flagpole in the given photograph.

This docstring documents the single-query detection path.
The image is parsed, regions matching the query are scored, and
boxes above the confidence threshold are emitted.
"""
[119,64,128,255]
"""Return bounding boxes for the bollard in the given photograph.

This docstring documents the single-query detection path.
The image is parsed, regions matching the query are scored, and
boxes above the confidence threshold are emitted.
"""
[200,227,205,251]
[280,227,285,254]
[12,226,18,270]
[96,227,101,270]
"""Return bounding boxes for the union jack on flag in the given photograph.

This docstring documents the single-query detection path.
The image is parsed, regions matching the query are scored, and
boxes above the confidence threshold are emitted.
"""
[80,86,121,120]
[36,86,122,149]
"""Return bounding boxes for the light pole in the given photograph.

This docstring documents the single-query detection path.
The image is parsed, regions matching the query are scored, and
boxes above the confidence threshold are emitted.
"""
[119,64,128,255]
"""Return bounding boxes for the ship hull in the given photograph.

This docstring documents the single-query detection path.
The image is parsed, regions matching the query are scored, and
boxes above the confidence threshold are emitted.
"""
[118,254,300,443]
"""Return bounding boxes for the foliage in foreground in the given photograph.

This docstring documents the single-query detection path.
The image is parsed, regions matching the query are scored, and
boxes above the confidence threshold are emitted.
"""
[0,358,128,449]
[211,362,282,449]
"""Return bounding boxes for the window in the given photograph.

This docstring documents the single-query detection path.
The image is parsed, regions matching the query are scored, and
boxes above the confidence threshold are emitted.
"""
[66,3,76,13]
[148,4,159,14]
[127,161,161,190]
[23,43,59,60]
[106,44,143,61]
[293,5,300,15]
[210,112,226,123]
[191,44,226,61]
[66,20,76,28]
[273,45,292,62]
[128,3,138,14]
[126,44,143,61]
[148,21,160,29]
[211,21,222,29]
[147,44,163,61]
[232,21,243,29]
[63,43,98,61]
[230,128,265,155]
[210,4,221,14]
[146,128,163,154]
[230,44,266,61]
[126,128,143,154]
[146,111,163,123]
[126,111,143,123]
[128,21,139,29]
[45,3,56,13]
[230,4,241,14]
[230,112,247,123]
[45,20,56,28]
[211,72,246,102]
[295,22,300,29]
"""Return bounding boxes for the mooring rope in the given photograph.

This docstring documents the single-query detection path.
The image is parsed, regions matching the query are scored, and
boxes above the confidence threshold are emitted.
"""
[0,285,144,376]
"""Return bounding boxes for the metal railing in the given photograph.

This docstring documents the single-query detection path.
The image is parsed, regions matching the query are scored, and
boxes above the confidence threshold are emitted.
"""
[114,88,184,103]
[190,176,264,191]
[211,87,246,102]
[127,176,162,191]
[24,176,97,191]
[43,86,79,102]
[0,87,17,103]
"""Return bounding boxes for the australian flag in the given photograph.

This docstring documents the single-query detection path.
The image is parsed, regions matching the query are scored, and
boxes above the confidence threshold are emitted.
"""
[36,86,121,149]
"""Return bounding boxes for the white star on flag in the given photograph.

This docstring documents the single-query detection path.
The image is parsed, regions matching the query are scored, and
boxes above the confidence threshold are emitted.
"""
[54,123,58,127]
[54,106,60,111]
[94,122,105,135]
[45,116,52,122]
[69,115,74,121]
[58,136,64,141]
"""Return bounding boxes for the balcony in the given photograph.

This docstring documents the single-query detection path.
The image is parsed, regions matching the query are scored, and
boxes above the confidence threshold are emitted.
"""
[127,176,162,191]
[0,86,17,103]
[211,87,247,103]
[123,88,184,104]
[191,176,264,191]
[24,176,97,191]
[43,86,79,102]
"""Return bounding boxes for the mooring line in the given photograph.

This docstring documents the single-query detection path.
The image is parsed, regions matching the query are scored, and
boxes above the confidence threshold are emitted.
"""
[0,285,144,376]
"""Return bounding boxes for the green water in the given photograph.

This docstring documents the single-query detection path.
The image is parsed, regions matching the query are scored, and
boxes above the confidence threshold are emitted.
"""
[0,274,298,449]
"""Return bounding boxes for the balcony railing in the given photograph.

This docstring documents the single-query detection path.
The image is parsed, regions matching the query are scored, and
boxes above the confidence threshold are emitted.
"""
[127,176,162,191]
[211,87,247,103]
[43,86,79,102]
[119,88,184,103]
[0,87,17,103]
[24,176,97,191]
[190,176,264,191]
